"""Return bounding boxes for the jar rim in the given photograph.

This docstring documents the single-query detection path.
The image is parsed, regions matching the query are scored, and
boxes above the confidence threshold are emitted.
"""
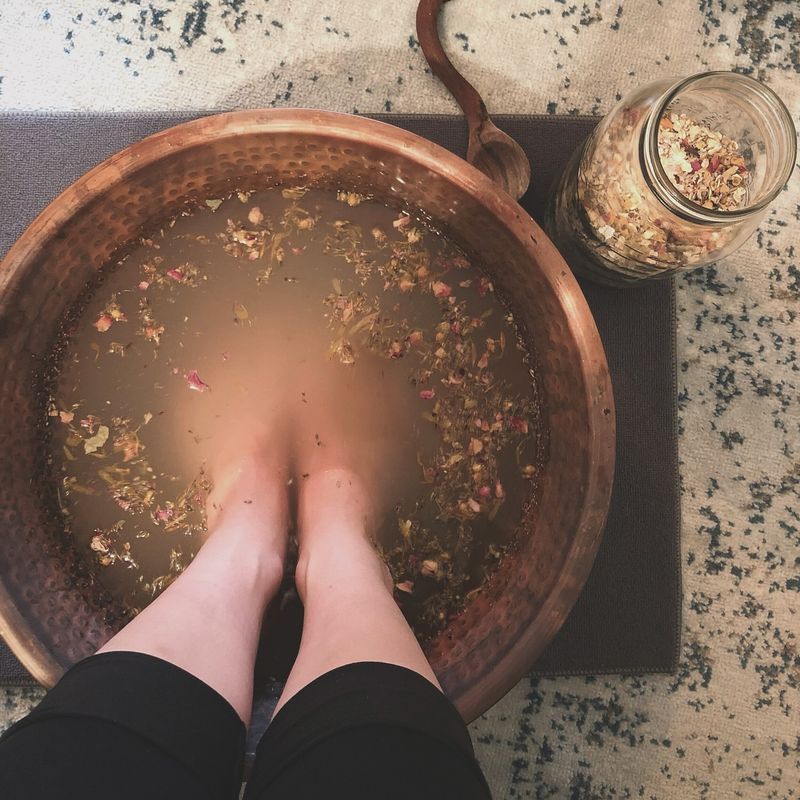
[640,71,797,224]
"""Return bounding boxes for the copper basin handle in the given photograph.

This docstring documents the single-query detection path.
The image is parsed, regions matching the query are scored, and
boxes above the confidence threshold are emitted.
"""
[416,0,532,200]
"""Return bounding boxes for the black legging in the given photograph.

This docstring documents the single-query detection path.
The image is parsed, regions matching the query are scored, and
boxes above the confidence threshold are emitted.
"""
[0,652,491,799]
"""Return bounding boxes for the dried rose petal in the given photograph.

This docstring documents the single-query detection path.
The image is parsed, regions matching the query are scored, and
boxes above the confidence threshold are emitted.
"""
[690,159,701,172]
[154,506,174,523]
[138,281,150,291]
[166,268,184,282]
[185,370,210,393]
[419,389,436,400]
[509,416,529,434]
[59,410,74,424]
[395,580,414,594]
[478,485,492,499]
[431,281,452,298]
[94,313,113,332]
[467,498,482,513]
[144,325,165,344]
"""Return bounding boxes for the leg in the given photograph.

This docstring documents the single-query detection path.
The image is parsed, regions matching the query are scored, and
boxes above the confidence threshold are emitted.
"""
[276,467,438,712]
[100,444,289,724]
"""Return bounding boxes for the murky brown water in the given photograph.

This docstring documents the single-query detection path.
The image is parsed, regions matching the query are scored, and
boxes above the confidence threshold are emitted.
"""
[47,188,540,641]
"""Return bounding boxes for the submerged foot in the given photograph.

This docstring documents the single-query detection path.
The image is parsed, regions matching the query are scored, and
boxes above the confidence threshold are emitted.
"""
[294,467,392,603]
[202,419,291,591]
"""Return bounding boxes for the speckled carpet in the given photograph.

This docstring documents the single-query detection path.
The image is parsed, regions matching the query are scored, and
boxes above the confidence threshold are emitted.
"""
[1,2,798,798]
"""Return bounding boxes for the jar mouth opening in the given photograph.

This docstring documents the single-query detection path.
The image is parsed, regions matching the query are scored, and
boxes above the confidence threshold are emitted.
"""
[642,71,797,224]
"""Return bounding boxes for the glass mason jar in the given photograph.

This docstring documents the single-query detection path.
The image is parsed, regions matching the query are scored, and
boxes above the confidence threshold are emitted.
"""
[545,72,796,287]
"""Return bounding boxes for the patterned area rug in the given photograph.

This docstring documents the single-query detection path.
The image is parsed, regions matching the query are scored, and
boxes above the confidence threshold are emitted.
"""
[1,2,798,797]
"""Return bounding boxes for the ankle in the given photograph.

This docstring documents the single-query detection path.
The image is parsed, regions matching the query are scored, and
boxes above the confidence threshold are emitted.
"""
[295,533,392,604]
[194,531,285,595]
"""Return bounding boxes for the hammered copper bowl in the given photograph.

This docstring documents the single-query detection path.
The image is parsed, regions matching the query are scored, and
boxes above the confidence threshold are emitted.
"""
[0,110,614,722]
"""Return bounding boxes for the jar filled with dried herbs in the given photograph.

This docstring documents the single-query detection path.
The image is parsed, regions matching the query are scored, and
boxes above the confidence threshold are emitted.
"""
[545,72,796,287]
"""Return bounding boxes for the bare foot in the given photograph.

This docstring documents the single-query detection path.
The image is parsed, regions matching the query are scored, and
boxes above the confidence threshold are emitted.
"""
[290,348,419,522]
[294,467,392,603]
[200,420,291,598]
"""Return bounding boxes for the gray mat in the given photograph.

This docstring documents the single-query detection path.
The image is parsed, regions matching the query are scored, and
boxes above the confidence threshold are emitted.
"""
[0,113,680,685]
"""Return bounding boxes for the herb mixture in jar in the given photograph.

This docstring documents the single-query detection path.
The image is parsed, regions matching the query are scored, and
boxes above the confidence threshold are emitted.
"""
[577,106,752,272]
[46,187,541,643]
[657,112,749,211]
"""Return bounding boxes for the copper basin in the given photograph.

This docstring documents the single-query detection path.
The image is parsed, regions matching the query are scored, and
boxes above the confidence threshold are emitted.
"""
[0,110,614,722]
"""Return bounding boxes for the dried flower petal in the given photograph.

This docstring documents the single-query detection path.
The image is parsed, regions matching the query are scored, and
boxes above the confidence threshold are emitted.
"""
[84,425,110,454]
[432,281,452,298]
[281,186,308,200]
[468,437,484,455]
[233,302,249,323]
[509,416,529,434]
[94,313,114,332]
[420,559,440,578]
[477,277,493,297]
[154,506,174,523]
[185,370,210,393]
[419,389,436,400]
